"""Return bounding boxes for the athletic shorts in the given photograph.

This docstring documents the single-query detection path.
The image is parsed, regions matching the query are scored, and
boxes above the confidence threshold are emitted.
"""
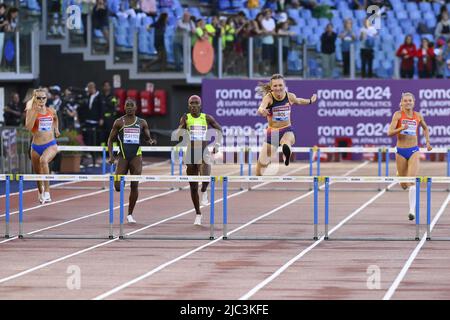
[265,126,294,147]
[396,146,419,160]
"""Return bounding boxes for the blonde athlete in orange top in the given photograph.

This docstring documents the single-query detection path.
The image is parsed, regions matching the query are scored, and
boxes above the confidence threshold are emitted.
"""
[256,74,317,176]
[25,88,60,204]
[387,92,432,221]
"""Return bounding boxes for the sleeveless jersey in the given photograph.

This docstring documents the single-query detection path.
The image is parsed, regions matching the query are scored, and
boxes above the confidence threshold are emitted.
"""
[186,113,208,141]
[117,116,143,160]
[267,92,291,123]
[32,110,53,133]
[397,111,421,137]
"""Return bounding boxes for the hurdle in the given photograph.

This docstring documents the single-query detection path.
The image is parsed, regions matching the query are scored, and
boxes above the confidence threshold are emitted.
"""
[16,174,115,239]
[118,175,216,240]
[423,176,450,241]
[324,176,422,241]
[1,174,12,239]
[221,175,318,240]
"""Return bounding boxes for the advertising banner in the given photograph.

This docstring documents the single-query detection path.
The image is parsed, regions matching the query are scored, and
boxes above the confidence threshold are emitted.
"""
[202,79,450,151]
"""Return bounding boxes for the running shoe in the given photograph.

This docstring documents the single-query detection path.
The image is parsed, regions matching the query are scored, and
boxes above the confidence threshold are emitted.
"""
[194,214,202,226]
[127,215,137,224]
[43,192,51,203]
[201,191,209,206]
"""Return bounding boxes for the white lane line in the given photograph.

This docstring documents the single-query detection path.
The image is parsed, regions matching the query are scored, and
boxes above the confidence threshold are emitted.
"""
[0,161,171,219]
[0,160,170,199]
[0,165,306,285]
[93,163,368,300]
[383,193,450,300]
[239,179,395,300]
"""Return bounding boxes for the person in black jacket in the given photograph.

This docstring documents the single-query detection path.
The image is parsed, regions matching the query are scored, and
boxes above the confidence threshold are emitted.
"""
[320,23,337,78]
[3,92,23,126]
[145,13,168,71]
[79,82,104,166]
[99,80,118,145]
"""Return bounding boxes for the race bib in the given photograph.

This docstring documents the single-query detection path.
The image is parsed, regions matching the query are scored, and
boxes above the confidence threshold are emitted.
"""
[189,125,207,141]
[272,105,290,122]
[123,127,140,144]
[400,119,418,136]
[38,117,53,132]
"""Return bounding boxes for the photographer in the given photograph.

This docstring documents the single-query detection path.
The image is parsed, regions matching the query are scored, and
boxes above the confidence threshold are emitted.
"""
[61,87,80,131]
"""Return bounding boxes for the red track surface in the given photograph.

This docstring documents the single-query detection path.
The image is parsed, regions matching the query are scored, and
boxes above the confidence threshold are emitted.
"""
[0,160,449,300]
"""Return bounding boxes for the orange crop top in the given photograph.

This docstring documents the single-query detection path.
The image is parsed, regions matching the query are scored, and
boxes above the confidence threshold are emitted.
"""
[396,111,421,137]
[32,110,54,133]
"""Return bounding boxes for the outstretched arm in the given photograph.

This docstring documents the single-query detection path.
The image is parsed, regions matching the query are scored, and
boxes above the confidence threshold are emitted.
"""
[419,113,432,151]
[288,92,317,105]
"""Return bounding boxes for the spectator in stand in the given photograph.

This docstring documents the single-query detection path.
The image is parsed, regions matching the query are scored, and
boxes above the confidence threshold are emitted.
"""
[261,8,277,75]
[359,18,377,78]
[277,17,296,73]
[4,7,18,32]
[434,37,446,78]
[3,92,22,126]
[146,12,168,71]
[437,5,448,24]
[396,34,416,79]
[435,11,450,42]
[339,18,357,77]
[48,0,65,36]
[92,0,109,48]
[174,10,196,71]
[416,37,435,78]
[222,16,236,74]
[192,18,210,46]
[0,4,8,32]
[439,38,450,78]
[320,23,337,78]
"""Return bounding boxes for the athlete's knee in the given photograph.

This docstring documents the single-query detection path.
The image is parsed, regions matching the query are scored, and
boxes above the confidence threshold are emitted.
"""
[114,181,121,192]
[39,156,48,167]
[257,160,270,168]
[189,182,199,192]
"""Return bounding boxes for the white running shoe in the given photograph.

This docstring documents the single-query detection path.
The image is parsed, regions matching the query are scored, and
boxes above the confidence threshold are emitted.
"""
[201,191,209,206]
[194,214,202,226]
[408,212,415,221]
[127,215,137,224]
[43,192,51,203]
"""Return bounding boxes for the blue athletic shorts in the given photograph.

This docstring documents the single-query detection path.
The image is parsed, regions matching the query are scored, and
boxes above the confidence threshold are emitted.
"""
[31,140,57,156]
[396,146,419,160]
